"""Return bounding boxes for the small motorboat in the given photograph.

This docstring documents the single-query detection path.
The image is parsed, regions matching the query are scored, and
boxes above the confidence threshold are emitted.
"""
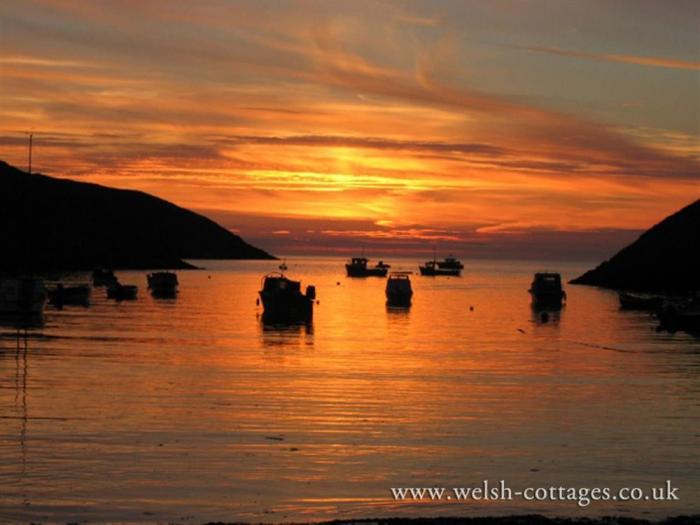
[419,260,460,276]
[48,283,91,307]
[618,291,664,310]
[92,268,117,287]
[259,265,316,322]
[436,256,464,270]
[345,257,389,277]
[147,272,178,297]
[529,272,566,308]
[107,281,138,301]
[386,272,413,306]
[0,277,47,314]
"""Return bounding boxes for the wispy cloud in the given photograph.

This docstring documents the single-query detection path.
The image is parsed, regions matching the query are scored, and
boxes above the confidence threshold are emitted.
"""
[515,45,700,71]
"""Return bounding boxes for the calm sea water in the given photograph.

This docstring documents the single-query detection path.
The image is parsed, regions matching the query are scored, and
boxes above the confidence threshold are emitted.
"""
[1,258,698,523]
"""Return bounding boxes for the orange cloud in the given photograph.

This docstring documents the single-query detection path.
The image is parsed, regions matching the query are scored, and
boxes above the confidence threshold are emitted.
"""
[515,45,700,71]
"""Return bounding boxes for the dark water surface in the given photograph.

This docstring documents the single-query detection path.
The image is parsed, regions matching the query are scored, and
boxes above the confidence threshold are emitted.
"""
[1,258,698,523]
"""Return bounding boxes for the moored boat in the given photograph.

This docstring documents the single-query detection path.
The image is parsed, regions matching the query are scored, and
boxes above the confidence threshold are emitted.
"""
[618,291,664,310]
[529,272,566,308]
[259,266,316,322]
[436,255,464,270]
[419,260,460,276]
[0,277,47,314]
[92,267,117,287]
[657,297,700,334]
[385,272,413,306]
[147,272,178,297]
[345,257,389,277]
[107,281,138,301]
[48,283,91,307]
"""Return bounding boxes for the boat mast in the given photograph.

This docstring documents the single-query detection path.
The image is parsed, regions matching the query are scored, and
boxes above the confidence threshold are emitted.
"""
[27,132,33,175]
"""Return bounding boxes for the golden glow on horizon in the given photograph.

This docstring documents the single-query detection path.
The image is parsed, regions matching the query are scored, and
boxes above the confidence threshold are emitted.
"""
[0,1,698,252]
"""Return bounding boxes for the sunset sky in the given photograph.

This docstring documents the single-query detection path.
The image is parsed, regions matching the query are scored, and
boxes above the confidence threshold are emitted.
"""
[1,1,698,259]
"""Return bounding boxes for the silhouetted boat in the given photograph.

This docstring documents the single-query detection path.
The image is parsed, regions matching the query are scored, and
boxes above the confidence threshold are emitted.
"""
[259,265,316,322]
[48,283,90,307]
[0,277,47,313]
[386,272,413,306]
[345,257,389,277]
[436,256,464,270]
[107,281,138,301]
[147,272,178,297]
[529,272,566,308]
[419,260,460,276]
[92,268,117,287]
[618,291,664,310]
[657,297,700,334]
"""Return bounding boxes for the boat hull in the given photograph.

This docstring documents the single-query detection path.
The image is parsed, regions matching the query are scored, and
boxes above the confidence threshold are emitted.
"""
[618,292,663,310]
[48,285,91,307]
[529,291,565,309]
[107,284,138,301]
[346,265,388,277]
[259,291,313,321]
[419,266,460,276]
[386,290,412,307]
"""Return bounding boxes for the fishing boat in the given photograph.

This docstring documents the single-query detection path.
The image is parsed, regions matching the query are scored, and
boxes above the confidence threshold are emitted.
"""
[618,291,664,310]
[147,272,178,297]
[345,257,389,277]
[385,272,413,306]
[0,277,47,314]
[436,255,464,270]
[419,260,460,276]
[259,264,316,322]
[92,267,117,287]
[529,272,566,308]
[48,283,91,307]
[107,281,138,301]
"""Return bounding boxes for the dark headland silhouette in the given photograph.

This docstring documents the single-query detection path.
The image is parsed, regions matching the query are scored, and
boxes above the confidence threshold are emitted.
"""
[571,198,700,293]
[0,160,274,272]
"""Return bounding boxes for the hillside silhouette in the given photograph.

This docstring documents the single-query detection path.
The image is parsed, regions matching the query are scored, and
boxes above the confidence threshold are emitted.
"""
[571,199,700,292]
[0,160,274,272]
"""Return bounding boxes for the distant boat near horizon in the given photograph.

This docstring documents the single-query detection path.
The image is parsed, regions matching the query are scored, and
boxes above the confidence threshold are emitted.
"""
[92,268,117,287]
[148,271,179,298]
[345,257,390,277]
[419,260,461,276]
[436,255,464,270]
[107,281,138,301]
[48,283,91,308]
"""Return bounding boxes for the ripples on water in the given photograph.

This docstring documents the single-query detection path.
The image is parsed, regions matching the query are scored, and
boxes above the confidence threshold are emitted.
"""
[0,258,698,522]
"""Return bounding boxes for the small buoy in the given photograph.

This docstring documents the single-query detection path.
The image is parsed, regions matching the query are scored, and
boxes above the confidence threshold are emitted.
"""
[469,305,474,311]
[208,275,211,279]
[336,281,340,286]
